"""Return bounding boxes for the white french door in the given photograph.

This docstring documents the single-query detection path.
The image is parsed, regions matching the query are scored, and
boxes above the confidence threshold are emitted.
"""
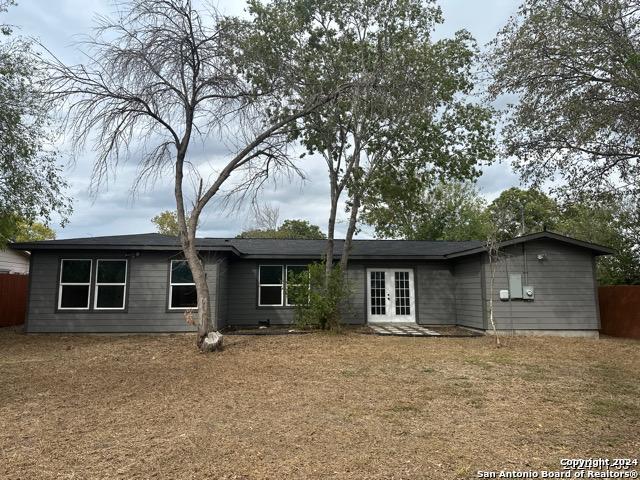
[366,268,416,323]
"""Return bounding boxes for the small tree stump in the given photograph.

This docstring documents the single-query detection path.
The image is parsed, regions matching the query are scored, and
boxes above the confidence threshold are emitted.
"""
[201,331,223,352]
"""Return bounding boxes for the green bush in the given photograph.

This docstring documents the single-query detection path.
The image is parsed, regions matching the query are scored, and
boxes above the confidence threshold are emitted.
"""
[287,262,352,331]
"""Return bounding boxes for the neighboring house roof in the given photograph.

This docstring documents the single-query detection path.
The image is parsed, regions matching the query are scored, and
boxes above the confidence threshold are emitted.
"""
[9,230,613,259]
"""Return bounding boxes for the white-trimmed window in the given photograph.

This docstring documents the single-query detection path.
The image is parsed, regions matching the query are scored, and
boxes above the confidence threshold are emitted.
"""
[169,260,198,310]
[285,265,309,306]
[58,259,92,310]
[258,265,284,306]
[94,259,127,310]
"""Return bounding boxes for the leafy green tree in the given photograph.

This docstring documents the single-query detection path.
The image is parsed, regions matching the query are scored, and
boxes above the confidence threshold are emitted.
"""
[489,0,640,199]
[278,220,325,240]
[288,262,351,330]
[13,219,56,242]
[0,1,71,247]
[251,0,495,292]
[557,195,640,285]
[151,210,180,236]
[486,188,561,240]
[237,219,326,239]
[1,215,56,244]
[362,181,489,241]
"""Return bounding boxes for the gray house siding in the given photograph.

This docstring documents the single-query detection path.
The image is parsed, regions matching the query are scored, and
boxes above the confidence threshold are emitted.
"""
[481,239,599,331]
[21,235,606,333]
[215,256,229,329]
[339,260,457,326]
[415,262,456,325]
[225,259,298,326]
[224,259,458,327]
[25,250,221,333]
[453,255,484,329]
[342,263,366,324]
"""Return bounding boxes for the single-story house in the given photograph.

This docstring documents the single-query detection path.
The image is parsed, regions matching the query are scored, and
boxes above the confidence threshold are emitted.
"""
[10,231,612,336]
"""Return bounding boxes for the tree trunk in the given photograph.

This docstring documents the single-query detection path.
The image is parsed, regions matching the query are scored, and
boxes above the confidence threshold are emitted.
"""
[174,142,221,352]
[182,239,213,348]
[339,146,362,272]
[325,174,339,280]
[339,193,361,272]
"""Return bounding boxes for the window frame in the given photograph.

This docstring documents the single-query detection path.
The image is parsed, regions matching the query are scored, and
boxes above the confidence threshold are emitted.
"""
[93,259,128,311]
[285,265,310,307]
[258,265,284,307]
[57,259,93,311]
[168,259,199,311]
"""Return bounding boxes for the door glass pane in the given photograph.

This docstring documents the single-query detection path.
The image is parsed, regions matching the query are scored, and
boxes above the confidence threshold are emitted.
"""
[96,285,125,308]
[60,285,90,308]
[61,260,91,283]
[395,271,410,315]
[260,266,282,284]
[370,271,386,315]
[97,260,126,283]
[171,285,197,308]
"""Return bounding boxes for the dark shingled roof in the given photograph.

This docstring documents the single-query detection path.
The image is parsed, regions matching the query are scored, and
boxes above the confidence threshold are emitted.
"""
[9,231,613,258]
[10,233,482,259]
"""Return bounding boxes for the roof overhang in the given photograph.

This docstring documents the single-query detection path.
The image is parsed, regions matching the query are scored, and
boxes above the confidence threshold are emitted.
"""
[240,254,448,260]
[445,231,614,259]
[9,243,243,256]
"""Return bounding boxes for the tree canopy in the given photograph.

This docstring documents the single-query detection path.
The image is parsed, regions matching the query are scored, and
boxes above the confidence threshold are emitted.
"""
[557,195,640,285]
[151,211,180,237]
[237,219,326,239]
[251,0,495,288]
[0,215,56,244]
[486,187,562,240]
[362,181,489,241]
[0,0,70,246]
[489,0,640,200]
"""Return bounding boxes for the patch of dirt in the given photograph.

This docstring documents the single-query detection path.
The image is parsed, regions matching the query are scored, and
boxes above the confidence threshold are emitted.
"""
[0,331,638,479]
[425,326,482,337]
[223,325,314,335]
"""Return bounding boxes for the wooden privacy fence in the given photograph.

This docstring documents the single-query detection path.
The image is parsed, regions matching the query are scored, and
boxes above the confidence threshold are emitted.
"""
[0,273,29,327]
[598,286,640,340]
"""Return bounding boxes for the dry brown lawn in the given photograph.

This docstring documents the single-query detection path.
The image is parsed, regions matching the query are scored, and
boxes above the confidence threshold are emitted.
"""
[0,330,639,479]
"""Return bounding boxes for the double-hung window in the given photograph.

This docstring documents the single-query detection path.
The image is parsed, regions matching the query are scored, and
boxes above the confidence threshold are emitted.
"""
[94,260,128,310]
[258,265,284,306]
[258,265,309,307]
[169,260,198,309]
[58,259,92,310]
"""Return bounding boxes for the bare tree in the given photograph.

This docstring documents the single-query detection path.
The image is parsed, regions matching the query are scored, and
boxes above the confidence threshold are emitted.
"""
[252,203,280,231]
[45,0,345,351]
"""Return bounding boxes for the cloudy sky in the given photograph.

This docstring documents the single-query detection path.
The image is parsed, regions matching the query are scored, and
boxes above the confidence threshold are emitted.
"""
[7,0,521,239]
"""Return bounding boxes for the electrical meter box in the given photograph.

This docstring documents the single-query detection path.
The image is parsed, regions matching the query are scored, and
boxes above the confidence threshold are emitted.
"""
[499,290,510,301]
[509,273,523,299]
